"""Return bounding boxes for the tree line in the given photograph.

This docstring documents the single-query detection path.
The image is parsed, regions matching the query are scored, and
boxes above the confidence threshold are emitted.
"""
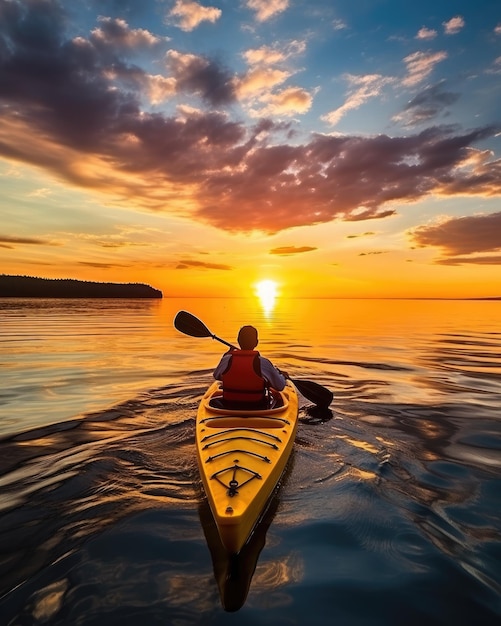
[0,275,162,298]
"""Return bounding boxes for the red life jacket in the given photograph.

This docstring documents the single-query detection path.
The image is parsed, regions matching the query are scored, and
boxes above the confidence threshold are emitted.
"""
[221,350,266,404]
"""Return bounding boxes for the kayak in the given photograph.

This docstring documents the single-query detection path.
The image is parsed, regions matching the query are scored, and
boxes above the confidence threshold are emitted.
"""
[196,379,299,554]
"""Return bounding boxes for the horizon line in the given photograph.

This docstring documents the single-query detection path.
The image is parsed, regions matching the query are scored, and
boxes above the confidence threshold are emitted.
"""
[164,296,501,301]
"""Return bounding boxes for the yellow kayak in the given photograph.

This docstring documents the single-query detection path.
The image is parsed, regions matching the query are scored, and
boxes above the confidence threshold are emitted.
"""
[196,379,299,554]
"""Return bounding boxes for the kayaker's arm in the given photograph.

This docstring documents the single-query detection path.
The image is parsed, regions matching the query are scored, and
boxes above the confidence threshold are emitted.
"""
[213,352,233,380]
[260,358,288,390]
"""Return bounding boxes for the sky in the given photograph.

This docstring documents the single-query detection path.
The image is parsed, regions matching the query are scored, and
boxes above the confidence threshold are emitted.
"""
[1,0,500,299]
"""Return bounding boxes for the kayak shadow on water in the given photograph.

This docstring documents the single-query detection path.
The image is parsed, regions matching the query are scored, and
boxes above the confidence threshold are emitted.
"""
[198,482,282,612]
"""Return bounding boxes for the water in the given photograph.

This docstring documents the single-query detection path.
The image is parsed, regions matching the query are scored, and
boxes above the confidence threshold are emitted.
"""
[0,297,500,625]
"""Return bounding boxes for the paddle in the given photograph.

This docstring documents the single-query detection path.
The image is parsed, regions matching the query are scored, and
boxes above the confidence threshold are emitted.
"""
[174,310,333,408]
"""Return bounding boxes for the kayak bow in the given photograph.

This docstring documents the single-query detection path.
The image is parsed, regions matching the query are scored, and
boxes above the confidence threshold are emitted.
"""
[196,380,299,554]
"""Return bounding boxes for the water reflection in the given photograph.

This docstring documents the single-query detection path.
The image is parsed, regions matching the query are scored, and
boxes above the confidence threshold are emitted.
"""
[198,457,301,612]
[1,298,500,624]
[199,497,277,611]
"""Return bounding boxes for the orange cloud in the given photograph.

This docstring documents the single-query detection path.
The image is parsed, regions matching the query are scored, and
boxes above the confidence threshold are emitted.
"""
[246,0,289,23]
[168,0,222,32]
[415,27,437,40]
[237,40,307,108]
[175,259,233,270]
[78,261,133,268]
[250,86,313,117]
[243,41,305,66]
[236,67,290,99]
[436,255,501,266]
[269,246,317,255]
[0,234,54,248]
[443,16,465,35]
[402,50,448,87]
[347,231,376,239]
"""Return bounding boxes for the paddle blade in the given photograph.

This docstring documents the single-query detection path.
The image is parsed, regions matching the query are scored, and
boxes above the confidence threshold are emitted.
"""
[174,310,212,338]
[291,378,333,408]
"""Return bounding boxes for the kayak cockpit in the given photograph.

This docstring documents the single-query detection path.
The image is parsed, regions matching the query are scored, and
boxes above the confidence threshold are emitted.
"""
[201,383,291,429]
[205,383,288,415]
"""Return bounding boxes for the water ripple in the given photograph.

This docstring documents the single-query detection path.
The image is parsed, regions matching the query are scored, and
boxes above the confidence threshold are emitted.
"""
[1,299,500,624]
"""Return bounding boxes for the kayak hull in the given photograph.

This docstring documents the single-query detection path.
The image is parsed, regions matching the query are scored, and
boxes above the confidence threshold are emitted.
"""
[196,380,299,554]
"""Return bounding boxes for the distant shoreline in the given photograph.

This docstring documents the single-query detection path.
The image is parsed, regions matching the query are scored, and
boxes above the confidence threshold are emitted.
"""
[0,275,163,299]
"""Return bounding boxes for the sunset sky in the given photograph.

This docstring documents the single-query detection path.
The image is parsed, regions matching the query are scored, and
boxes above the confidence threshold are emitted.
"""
[1,0,500,298]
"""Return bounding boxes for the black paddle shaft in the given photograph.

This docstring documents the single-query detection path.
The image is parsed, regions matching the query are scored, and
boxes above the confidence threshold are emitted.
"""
[173,310,333,407]
[174,310,236,349]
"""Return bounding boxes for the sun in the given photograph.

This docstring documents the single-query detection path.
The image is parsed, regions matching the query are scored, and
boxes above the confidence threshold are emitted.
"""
[256,279,277,300]
[255,280,278,313]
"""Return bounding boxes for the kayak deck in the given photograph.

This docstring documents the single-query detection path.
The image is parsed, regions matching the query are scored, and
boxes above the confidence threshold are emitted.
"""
[196,380,299,554]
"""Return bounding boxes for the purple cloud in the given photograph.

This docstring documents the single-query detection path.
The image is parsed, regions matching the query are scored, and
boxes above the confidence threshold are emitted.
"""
[0,1,500,236]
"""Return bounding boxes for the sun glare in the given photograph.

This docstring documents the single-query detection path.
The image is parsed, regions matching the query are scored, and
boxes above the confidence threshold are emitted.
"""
[255,280,278,314]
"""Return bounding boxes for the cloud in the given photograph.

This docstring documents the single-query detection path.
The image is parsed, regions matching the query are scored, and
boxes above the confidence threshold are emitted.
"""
[486,56,501,75]
[1,1,501,236]
[321,74,394,126]
[332,19,348,31]
[175,259,233,270]
[0,235,53,248]
[346,232,375,239]
[443,16,465,35]
[269,246,317,255]
[242,40,306,67]
[27,188,53,198]
[416,27,437,40]
[249,86,313,117]
[0,235,52,246]
[194,126,501,232]
[237,40,309,113]
[91,236,149,248]
[358,251,388,256]
[144,74,177,104]
[236,67,291,99]
[436,255,501,266]
[402,50,448,87]
[246,0,289,23]
[166,50,236,105]
[495,24,501,35]
[168,0,221,32]
[78,261,132,268]
[90,17,161,51]
[393,81,460,126]
[410,212,501,260]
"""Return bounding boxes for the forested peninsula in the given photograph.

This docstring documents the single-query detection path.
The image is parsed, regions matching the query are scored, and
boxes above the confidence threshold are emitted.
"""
[0,275,162,298]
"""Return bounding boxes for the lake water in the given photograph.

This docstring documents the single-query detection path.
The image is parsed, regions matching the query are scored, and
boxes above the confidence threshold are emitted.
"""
[0,297,500,625]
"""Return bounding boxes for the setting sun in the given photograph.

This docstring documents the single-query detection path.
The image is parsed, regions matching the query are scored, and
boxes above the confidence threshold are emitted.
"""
[255,279,277,299]
[255,280,278,313]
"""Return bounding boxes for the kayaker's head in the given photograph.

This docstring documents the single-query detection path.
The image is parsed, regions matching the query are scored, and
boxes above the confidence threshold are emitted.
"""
[237,325,258,350]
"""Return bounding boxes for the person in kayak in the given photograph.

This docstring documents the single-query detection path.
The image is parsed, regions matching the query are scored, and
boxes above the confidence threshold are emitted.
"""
[214,325,288,405]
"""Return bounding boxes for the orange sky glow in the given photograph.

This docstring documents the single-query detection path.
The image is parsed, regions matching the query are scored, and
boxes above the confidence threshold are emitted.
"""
[1,1,500,299]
